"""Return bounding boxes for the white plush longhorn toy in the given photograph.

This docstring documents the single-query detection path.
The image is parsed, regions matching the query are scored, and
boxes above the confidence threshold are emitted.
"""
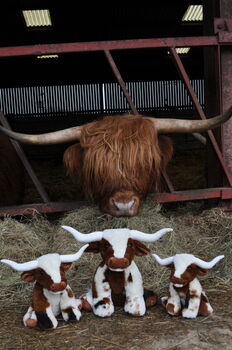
[62,225,173,318]
[152,253,224,319]
[0,244,88,330]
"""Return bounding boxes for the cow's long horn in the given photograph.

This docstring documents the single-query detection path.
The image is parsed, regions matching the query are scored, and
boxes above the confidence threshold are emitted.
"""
[0,258,38,271]
[150,105,232,133]
[151,253,174,266]
[62,225,103,242]
[60,244,89,263]
[130,228,173,242]
[193,255,224,269]
[0,125,82,145]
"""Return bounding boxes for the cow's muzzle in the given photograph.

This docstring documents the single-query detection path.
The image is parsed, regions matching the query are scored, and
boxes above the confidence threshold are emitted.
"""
[107,257,130,270]
[50,281,66,292]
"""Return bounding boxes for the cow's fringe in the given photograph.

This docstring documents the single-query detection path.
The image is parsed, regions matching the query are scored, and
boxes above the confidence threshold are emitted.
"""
[64,114,173,201]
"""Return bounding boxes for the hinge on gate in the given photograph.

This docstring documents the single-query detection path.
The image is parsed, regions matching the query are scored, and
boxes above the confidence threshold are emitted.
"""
[214,18,232,44]
[214,18,232,33]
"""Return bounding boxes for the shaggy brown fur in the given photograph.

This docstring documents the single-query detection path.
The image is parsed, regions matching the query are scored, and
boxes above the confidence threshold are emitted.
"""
[64,115,172,199]
[63,115,173,204]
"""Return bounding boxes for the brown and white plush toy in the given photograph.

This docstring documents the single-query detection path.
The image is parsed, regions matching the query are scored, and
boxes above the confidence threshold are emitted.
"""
[1,244,88,330]
[152,253,224,318]
[62,225,173,317]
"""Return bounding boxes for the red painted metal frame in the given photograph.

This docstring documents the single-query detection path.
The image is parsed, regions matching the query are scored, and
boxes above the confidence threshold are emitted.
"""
[0,36,220,57]
[0,34,231,216]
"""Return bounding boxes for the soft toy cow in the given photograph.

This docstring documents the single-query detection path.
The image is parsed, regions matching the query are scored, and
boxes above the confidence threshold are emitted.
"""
[62,225,173,317]
[152,253,224,318]
[1,244,88,330]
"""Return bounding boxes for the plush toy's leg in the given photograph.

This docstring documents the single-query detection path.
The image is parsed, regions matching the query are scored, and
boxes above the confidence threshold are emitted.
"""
[165,299,182,316]
[182,281,203,318]
[91,267,114,317]
[163,284,182,316]
[23,306,37,328]
[124,262,146,316]
[35,306,58,330]
[60,286,81,321]
[80,288,93,311]
[198,291,213,316]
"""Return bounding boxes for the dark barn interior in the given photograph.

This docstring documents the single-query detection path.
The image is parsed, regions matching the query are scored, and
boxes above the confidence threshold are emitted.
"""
[0,0,232,213]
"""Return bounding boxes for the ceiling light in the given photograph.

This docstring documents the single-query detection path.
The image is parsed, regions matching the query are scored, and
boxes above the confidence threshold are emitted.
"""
[176,47,190,54]
[37,55,59,59]
[167,48,190,55]
[22,9,52,27]
[182,5,203,22]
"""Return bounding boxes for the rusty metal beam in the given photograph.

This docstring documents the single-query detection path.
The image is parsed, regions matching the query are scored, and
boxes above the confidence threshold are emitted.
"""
[104,50,138,115]
[0,36,221,58]
[0,201,91,217]
[0,112,50,203]
[150,187,232,203]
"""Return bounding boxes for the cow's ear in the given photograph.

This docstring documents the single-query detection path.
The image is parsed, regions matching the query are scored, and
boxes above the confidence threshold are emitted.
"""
[21,271,36,282]
[134,241,150,256]
[196,267,208,276]
[84,242,100,253]
[63,144,83,177]
[61,263,72,271]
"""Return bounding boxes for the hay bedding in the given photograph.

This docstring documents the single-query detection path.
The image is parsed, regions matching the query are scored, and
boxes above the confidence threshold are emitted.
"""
[0,201,232,349]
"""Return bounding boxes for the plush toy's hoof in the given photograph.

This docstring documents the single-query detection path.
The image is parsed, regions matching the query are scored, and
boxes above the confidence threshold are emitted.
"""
[81,298,93,311]
[25,318,37,328]
[144,289,158,308]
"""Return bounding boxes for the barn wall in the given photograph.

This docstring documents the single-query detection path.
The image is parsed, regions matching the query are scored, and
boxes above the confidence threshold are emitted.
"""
[0,80,204,120]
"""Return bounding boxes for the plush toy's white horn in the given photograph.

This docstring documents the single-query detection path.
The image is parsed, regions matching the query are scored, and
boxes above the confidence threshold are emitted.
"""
[130,228,173,242]
[60,244,89,263]
[152,253,174,266]
[0,259,38,271]
[62,225,103,242]
[193,255,224,269]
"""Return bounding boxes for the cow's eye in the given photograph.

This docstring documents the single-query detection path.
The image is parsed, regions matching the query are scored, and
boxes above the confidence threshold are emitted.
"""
[127,242,133,248]
[39,270,46,275]
[187,266,192,271]
[104,243,110,249]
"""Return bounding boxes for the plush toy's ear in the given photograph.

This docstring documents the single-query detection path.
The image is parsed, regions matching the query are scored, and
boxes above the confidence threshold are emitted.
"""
[167,263,175,269]
[84,242,101,253]
[196,267,208,276]
[61,263,72,271]
[21,271,36,282]
[134,241,150,256]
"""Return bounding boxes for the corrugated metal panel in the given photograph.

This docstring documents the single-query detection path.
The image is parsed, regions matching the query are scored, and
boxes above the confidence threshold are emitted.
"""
[0,80,204,117]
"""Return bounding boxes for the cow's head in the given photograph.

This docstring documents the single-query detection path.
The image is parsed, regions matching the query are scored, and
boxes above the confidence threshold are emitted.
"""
[62,226,173,271]
[1,244,88,293]
[0,108,232,217]
[152,253,224,288]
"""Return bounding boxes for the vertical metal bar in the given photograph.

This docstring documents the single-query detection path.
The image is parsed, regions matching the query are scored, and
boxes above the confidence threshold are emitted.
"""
[169,47,232,186]
[0,112,50,202]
